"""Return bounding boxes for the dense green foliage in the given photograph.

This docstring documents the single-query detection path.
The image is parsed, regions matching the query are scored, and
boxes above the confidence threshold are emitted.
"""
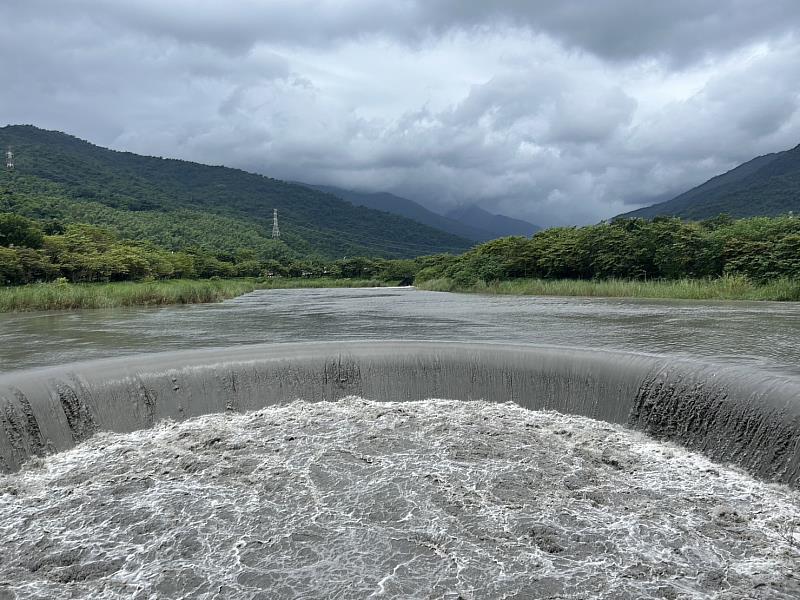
[3,209,799,302]
[0,279,258,312]
[413,215,800,286]
[0,216,254,284]
[0,212,420,286]
[0,125,473,259]
[0,278,389,313]
[620,143,800,220]
[0,213,44,248]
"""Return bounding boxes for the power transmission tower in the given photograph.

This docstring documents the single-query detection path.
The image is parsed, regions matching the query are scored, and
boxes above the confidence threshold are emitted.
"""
[272,208,281,239]
[5,148,13,171]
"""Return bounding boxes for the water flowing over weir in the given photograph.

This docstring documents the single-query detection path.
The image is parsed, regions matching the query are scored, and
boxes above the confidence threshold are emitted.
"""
[1,341,799,486]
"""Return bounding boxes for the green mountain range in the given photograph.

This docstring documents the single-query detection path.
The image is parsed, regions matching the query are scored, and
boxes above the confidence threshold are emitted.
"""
[619,143,800,220]
[0,125,474,259]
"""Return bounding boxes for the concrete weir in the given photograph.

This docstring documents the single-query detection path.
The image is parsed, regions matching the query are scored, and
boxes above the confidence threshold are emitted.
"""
[0,341,799,486]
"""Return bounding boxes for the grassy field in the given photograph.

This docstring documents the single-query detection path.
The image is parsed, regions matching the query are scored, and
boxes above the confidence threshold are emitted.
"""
[417,276,800,301]
[0,278,389,312]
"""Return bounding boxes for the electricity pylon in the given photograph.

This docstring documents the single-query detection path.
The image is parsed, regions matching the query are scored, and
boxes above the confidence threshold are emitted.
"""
[272,208,281,239]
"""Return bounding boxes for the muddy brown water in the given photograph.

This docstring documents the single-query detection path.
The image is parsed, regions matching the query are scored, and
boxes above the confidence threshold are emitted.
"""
[1,287,799,374]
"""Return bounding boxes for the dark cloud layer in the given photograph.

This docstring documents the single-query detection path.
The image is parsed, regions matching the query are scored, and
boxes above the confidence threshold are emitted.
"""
[12,1,798,61]
[2,1,800,225]
[425,1,800,63]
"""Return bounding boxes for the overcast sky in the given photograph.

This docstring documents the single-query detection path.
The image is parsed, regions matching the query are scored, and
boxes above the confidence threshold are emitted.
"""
[2,1,800,226]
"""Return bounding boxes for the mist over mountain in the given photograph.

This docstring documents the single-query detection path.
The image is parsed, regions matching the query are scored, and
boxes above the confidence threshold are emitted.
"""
[619,143,800,220]
[302,184,528,243]
[445,205,541,239]
[5,2,799,226]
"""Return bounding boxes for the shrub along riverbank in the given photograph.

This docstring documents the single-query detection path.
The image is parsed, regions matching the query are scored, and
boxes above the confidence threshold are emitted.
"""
[417,276,800,301]
[4,209,800,305]
[0,278,389,312]
[410,214,800,301]
[3,273,796,312]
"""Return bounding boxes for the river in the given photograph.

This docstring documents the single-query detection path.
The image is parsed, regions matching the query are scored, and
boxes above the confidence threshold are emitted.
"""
[2,287,800,375]
[1,288,799,599]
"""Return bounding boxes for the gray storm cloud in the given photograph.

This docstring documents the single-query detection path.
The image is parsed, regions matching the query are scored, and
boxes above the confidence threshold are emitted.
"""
[1,1,799,226]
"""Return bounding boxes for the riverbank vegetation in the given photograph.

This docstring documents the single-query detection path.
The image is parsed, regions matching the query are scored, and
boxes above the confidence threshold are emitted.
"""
[3,210,800,305]
[411,215,800,300]
[0,279,257,312]
[0,277,389,312]
[418,276,800,301]
[0,214,416,286]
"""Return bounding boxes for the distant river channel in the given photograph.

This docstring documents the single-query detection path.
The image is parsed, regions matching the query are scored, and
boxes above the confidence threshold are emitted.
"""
[2,286,799,375]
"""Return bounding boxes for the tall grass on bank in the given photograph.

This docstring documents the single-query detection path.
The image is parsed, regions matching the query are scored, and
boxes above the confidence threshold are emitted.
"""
[0,279,258,312]
[417,276,800,301]
[0,277,391,313]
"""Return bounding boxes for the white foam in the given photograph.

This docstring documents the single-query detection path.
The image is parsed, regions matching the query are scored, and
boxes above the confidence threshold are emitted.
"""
[1,398,798,599]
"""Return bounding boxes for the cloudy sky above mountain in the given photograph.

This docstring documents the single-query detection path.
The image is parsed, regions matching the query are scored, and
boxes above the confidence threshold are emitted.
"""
[2,1,800,226]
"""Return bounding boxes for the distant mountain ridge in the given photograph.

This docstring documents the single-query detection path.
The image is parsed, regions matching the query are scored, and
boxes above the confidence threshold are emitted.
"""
[0,125,474,258]
[445,205,541,238]
[619,143,800,220]
[304,184,490,242]
[304,184,541,242]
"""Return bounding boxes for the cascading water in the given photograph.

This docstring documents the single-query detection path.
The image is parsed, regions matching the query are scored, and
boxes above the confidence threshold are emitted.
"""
[2,342,799,485]
[1,341,799,598]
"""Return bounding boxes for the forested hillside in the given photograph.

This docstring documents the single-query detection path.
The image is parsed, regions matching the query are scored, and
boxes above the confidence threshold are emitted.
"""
[0,125,473,259]
[0,211,420,285]
[619,143,800,220]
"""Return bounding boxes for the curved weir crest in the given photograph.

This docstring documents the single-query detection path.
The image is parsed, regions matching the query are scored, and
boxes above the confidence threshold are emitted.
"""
[1,341,799,486]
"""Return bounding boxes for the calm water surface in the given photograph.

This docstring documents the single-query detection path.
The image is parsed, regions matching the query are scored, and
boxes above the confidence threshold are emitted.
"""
[1,287,799,375]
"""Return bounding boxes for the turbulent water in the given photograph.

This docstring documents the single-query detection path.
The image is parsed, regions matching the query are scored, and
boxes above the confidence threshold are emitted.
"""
[1,398,798,599]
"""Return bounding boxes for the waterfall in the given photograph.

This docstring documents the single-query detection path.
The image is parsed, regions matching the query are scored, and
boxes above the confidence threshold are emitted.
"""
[2,341,799,486]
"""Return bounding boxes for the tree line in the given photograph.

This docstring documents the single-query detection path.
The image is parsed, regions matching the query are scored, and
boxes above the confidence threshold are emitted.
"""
[0,213,417,285]
[2,212,799,287]
[412,215,800,285]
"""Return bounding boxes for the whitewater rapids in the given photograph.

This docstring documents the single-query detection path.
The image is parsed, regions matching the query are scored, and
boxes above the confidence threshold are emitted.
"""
[1,398,798,599]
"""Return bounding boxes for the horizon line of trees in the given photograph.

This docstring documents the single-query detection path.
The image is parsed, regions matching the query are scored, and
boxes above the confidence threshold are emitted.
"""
[413,214,800,286]
[0,213,417,285]
[2,212,800,287]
